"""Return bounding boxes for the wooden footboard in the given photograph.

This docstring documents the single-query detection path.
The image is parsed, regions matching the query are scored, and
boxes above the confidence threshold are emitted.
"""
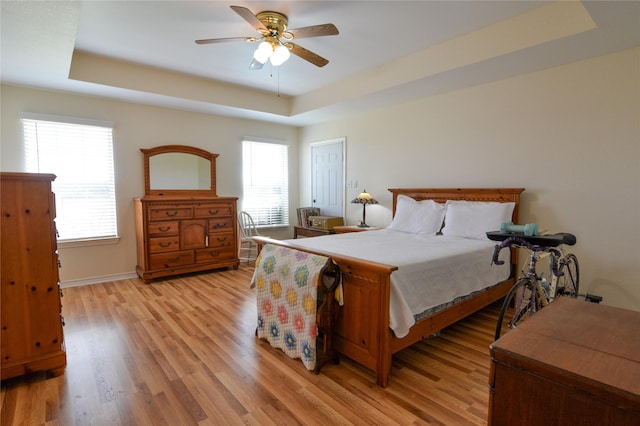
[254,188,523,387]
[254,236,398,386]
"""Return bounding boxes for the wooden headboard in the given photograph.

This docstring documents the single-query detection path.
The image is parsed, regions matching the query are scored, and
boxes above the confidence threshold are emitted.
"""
[388,188,525,223]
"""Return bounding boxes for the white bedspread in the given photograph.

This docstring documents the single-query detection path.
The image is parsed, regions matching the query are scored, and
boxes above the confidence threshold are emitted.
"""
[285,229,510,338]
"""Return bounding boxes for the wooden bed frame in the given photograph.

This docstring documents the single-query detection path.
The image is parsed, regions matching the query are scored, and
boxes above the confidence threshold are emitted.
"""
[254,188,524,387]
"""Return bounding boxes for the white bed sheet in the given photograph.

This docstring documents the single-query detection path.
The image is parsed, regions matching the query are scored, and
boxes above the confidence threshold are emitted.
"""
[285,229,510,338]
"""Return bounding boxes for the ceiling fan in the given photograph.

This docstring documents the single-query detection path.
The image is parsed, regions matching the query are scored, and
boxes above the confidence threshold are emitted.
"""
[195,5,339,69]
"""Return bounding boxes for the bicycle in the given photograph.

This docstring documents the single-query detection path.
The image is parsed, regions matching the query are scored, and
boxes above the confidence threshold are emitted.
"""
[487,231,580,340]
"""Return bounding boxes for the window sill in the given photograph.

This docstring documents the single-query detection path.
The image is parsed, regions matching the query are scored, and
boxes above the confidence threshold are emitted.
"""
[58,237,120,249]
[256,225,289,231]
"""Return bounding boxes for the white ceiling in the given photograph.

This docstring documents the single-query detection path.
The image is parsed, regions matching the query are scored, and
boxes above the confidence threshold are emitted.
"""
[2,1,639,126]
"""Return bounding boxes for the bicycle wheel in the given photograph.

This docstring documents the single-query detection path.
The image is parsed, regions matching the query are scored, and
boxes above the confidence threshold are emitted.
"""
[495,278,536,340]
[555,254,579,298]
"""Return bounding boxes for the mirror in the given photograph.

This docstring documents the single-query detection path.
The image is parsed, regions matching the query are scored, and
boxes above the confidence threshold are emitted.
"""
[149,153,210,190]
[141,145,218,196]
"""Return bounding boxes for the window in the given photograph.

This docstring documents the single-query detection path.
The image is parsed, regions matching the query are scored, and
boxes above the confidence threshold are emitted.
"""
[22,114,117,242]
[242,140,289,227]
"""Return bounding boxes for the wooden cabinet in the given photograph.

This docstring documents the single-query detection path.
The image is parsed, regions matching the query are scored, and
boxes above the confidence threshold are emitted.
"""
[489,297,640,425]
[135,197,239,281]
[1,172,66,380]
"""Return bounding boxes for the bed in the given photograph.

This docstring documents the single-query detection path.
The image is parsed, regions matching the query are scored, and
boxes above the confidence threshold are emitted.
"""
[254,188,524,387]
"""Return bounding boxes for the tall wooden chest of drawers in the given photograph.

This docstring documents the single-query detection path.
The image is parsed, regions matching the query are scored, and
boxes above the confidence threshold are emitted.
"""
[489,297,640,425]
[1,172,66,379]
[134,196,239,281]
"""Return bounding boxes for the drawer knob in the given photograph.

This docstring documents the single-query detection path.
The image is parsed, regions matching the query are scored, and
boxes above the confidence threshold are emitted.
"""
[165,211,178,217]
[208,209,220,215]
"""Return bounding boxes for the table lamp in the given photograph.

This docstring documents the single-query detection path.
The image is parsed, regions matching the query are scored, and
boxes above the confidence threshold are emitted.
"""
[351,190,378,227]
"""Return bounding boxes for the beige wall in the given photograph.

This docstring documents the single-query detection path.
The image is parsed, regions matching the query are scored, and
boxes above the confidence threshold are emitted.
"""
[2,47,638,312]
[300,48,640,312]
[0,86,299,284]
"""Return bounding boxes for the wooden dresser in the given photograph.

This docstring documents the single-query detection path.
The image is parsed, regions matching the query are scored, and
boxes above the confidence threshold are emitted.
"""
[134,196,239,281]
[1,172,66,379]
[489,297,640,425]
[135,145,239,281]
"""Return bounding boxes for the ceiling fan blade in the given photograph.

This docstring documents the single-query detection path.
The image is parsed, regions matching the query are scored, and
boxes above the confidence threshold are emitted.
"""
[288,23,339,40]
[288,43,329,67]
[195,36,258,45]
[230,5,267,33]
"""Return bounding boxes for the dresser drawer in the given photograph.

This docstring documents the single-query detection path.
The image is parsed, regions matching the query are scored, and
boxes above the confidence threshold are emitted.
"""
[147,220,180,236]
[149,250,195,270]
[194,204,233,218]
[208,218,234,233]
[148,236,180,253]
[149,207,192,221]
[207,232,234,248]
[195,247,236,264]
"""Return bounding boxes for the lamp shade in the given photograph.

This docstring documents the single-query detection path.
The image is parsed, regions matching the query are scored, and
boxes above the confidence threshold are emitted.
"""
[270,44,290,66]
[253,41,273,64]
[351,190,378,205]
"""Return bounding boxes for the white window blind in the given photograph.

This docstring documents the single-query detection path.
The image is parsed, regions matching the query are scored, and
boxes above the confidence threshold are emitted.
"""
[22,115,118,242]
[242,140,289,227]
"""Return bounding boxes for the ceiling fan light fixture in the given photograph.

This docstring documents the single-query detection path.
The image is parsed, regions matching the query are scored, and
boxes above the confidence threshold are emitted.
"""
[270,44,290,66]
[198,6,338,70]
[249,58,264,70]
[253,41,273,64]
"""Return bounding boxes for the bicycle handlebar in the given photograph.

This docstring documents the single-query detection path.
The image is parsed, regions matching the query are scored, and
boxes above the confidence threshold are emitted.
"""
[491,245,505,265]
[486,231,576,247]
[490,235,571,267]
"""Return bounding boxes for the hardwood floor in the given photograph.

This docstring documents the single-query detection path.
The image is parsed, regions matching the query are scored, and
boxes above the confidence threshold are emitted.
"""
[1,265,504,425]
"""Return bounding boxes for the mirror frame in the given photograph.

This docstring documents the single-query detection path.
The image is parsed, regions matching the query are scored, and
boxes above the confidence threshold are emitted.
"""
[141,145,219,197]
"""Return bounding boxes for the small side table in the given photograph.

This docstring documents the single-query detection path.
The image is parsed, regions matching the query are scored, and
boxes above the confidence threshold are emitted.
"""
[293,226,335,239]
[333,225,383,233]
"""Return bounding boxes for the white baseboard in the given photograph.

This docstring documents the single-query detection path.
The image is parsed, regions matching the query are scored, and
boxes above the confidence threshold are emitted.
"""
[60,272,139,288]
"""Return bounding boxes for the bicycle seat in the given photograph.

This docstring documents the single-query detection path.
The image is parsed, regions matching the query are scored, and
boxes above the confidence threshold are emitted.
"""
[486,231,576,247]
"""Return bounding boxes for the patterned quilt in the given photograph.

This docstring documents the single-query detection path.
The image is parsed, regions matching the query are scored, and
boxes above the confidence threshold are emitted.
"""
[251,243,330,371]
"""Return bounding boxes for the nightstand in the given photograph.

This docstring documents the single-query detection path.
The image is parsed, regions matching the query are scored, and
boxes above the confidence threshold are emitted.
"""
[293,226,335,238]
[333,225,383,233]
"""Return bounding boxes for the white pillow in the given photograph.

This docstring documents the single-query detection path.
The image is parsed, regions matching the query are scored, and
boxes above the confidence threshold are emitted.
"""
[442,200,515,240]
[387,195,446,235]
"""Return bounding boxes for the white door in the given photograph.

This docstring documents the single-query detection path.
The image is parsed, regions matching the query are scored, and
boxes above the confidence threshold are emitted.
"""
[311,139,344,218]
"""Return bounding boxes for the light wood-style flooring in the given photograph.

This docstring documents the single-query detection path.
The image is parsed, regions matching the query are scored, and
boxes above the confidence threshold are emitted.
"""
[1,265,503,425]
